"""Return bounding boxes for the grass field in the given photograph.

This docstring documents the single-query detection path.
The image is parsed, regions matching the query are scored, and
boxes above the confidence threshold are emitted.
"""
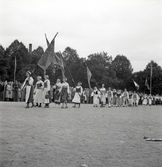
[0,102,162,167]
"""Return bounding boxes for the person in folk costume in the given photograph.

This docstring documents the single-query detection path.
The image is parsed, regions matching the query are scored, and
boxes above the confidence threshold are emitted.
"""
[138,93,143,105]
[122,89,129,107]
[91,86,100,107]
[72,82,83,108]
[142,94,148,105]
[132,91,139,106]
[43,75,51,108]
[60,77,70,108]
[82,88,87,103]
[53,78,62,107]
[128,91,133,106]
[112,89,117,107]
[21,71,34,108]
[107,87,113,108]
[148,94,153,106]
[116,89,121,107]
[100,84,106,107]
[34,76,44,107]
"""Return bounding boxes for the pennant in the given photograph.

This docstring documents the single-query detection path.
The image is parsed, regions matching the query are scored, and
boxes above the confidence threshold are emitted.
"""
[87,66,92,89]
[133,79,139,89]
[145,78,150,90]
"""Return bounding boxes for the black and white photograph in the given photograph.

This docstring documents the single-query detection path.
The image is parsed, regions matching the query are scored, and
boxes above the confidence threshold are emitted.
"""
[0,0,162,166]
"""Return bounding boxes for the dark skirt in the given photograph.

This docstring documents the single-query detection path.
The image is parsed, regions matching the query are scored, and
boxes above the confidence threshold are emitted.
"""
[27,86,34,104]
[54,90,61,104]
[60,88,68,103]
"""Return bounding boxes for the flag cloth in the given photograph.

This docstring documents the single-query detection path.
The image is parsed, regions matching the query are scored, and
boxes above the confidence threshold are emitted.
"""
[133,79,139,89]
[44,34,65,79]
[87,66,92,89]
[14,56,17,82]
[45,34,50,47]
[37,38,54,71]
[145,78,150,90]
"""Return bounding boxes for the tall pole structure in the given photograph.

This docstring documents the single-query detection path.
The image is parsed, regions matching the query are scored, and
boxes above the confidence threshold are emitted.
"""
[150,61,152,95]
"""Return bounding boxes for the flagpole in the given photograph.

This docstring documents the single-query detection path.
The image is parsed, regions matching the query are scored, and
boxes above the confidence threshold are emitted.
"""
[14,55,16,83]
[53,32,58,53]
[150,62,152,95]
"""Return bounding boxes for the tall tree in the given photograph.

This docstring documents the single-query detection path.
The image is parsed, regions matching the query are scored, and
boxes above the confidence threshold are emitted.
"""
[112,55,133,89]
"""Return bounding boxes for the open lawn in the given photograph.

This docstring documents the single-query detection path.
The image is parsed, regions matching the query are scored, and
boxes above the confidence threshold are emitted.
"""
[0,102,162,167]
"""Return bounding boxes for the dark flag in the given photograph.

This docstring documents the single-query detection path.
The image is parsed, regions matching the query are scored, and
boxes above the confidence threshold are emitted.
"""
[87,66,92,89]
[145,78,150,90]
[37,37,54,73]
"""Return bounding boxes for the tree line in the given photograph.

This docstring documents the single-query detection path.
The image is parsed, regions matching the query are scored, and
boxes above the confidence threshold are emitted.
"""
[0,39,162,95]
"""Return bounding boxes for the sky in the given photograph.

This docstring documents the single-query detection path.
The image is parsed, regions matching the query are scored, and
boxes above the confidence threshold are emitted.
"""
[0,0,162,72]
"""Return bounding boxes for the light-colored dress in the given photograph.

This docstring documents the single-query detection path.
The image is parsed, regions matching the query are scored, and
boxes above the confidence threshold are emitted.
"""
[34,80,44,104]
[91,89,100,106]
[100,88,106,105]
[43,79,50,104]
[72,86,83,104]
[21,77,34,103]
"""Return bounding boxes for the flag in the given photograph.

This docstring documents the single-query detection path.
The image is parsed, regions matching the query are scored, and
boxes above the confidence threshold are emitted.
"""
[145,78,150,90]
[37,38,54,71]
[14,56,17,82]
[132,79,139,89]
[44,33,65,78]
[87,66,92,89]
[45,34,50,47]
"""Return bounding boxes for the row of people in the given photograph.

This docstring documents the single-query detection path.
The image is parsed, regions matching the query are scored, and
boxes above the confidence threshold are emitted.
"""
[1,72,162,107]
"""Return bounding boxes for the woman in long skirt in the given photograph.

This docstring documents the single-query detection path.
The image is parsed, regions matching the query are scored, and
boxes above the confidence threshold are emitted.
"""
[43,75,51,108]
[21,71,34,108]
[72,82,83,108]
[91,86,100,107]
[107,87,113,108]
[60,78,69,108]
[34,76,44,107]
[99,84,106,107]
[53,78,62,106]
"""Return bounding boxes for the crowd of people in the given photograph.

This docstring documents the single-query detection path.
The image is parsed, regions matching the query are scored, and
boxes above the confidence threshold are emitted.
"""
[0,71,162,108]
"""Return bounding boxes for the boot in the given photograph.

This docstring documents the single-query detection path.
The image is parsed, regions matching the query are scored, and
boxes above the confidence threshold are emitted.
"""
[38,103,42,107]
[35,103,38,107]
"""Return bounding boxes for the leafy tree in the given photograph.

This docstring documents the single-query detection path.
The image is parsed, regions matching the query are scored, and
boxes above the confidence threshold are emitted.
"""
[0,45,9,80]
[62,47,84,86]
[86,52,116,88]
[112,55,133,89]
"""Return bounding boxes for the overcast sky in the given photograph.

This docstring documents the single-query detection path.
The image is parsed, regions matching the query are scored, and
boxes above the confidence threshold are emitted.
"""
[0,0,162,72]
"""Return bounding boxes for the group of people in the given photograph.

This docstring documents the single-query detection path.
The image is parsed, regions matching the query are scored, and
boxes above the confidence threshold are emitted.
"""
[1,71,162,108]
[21,71,71,109]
